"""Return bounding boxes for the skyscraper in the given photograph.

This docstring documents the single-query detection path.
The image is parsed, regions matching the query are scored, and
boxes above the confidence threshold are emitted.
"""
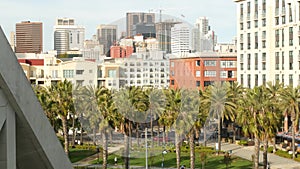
[97,24,117,55]
[15,21,43,53]
[234,0,300,88]
[155,20,180,53]
[171,23,190,55]
[54,18,85,55]
[126,12,155,37]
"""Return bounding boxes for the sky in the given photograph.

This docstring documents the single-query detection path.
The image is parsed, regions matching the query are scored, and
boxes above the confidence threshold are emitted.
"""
[0,0,237,52]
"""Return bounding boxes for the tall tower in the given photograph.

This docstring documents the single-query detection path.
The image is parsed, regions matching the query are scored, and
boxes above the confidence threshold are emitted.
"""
[171,23,190,55]
[15,21,43,53]
[54,18,85,55]
[97,24,117,55]
[234,0,300,88]
[155,20,181,53]
[126,12,155,37]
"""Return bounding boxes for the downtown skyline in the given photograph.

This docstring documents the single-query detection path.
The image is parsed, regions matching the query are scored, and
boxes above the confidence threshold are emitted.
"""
[0,0,236,52]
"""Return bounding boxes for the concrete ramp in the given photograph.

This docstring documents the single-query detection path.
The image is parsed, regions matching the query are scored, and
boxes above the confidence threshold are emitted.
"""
[0,27,73,169]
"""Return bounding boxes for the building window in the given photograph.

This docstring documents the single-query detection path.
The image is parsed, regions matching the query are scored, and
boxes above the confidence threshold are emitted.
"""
[195,60,200,66]
[241,74,244,85]
[262,74,266,85]
[247,54,251,70]
[240,63,244,70]
[275,29,279,47]
[108,70,116,78]
[170,61,174,67]
[89,69,93,73]
[204,60,216,66]
[196,70,201,77]
[220,61,236,68]
[262,19,266,27]
[289,51,293,70]
[255,74,258,86]
[204,71,216,77]
[247,74,251,88]
[289,27,293,46]
[282,74,285,84]
[220,71,227,78]
[255,20,258,28]
[255,32,258,49]
[76,80,84,86]
[275,52,279,70]
[240,23,244,30]
[282,52,285,70]
[196,81,200,87]
[247,21,251,29]
[275,74,279,82]
[282,16,286,24]
[282,29,285,47]
[63,70,74,78]
[255,53,258,70]
[76,70,84,75]
[275,17,279,25]
[289,74,293,86]
[247,33,251,49]
[171,80,175,85]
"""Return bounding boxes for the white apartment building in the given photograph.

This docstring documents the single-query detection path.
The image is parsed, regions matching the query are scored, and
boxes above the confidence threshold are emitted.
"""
[235,0,300,88]
[120,51,170,88]
[171,23,190,56]
[54,18,85,55]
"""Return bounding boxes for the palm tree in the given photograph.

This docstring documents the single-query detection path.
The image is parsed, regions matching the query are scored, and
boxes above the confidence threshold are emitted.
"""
[49,79,74,155]
[145,88,166,147]
[202,82,236,154]
[164,88,182,169]
[96,86,116,169]
[280,85,300,160]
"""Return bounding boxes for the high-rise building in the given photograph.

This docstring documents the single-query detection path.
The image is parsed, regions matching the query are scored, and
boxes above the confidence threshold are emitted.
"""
[171,23,190,55]
[191,17,216,52]
[155,20,181,53]
[54,18,85,55]
[97,24,117,55]
[234,0,300,88]
[15,21,43,53]
[126,12,155,37]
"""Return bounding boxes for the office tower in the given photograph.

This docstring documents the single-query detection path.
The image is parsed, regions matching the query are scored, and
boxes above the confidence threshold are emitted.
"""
[15,21,43,53]
[126,12,155,37]
[171,23,190,55]
[234,0,300,88]
[155,20,180,53]
[192,17,215,52]
[54,18,85,55]
[97,24,117,55]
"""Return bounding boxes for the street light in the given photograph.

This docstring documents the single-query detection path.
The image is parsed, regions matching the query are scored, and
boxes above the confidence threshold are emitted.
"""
[161,150,167,168]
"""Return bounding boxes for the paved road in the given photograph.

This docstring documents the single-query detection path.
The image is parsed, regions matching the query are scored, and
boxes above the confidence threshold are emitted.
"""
[208,142,300,169]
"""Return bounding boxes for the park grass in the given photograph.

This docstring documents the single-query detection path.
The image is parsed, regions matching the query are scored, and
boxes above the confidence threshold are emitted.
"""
[69,148,98,163]
[90,147,252,169]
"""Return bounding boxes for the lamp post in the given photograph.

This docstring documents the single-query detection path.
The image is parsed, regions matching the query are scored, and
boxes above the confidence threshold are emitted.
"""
[161,150,167,168]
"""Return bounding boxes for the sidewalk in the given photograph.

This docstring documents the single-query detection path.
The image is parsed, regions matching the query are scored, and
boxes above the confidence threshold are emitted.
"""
[208,142,300,169]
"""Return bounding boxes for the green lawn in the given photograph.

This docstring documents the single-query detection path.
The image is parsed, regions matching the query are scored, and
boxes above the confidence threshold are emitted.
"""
[69,148,98,163]
[90,146,252,169]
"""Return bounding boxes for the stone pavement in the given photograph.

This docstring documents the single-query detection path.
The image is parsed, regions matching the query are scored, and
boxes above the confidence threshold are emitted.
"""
[208,142,300,169]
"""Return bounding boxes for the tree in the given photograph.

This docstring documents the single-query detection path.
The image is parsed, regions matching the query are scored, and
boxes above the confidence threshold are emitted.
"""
[49,79,74,155]
[202,82,236,154]
[164,88,182,169]
[280,85,300,160]
[96,86,116,169]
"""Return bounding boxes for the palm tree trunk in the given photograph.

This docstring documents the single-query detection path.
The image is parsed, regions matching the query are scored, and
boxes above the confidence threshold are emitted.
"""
[129,122,132,148]
[71,115,76,147]
[218,116,221,154]
[93,128,96,145]
[204,125,207,147]
[136,124,140,147]
[151,116,154,148]
[254,137,260,169]
[163,125,166,146]
[189,129,195,169]
[263,139,268,169]
[61,116,69,155]
[272,137,276,153]
[175,133,181,169]
[124,123,130,169]
[102,130,108,169]
[80,123,83,145]
[292,120,296,160]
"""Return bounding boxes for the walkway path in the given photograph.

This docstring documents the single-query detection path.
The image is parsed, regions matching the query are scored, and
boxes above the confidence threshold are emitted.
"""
[208,142,300,169]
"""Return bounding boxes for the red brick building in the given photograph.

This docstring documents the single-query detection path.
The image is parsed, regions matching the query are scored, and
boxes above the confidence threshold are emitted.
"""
[110,46,133,58]
[169,53,237,90]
